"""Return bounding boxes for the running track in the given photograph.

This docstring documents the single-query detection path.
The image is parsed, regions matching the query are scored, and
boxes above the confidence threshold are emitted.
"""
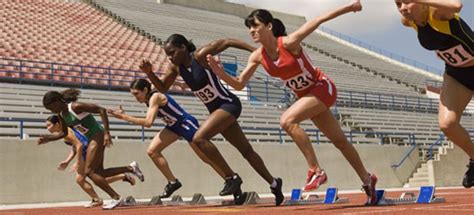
[2,188,473,214]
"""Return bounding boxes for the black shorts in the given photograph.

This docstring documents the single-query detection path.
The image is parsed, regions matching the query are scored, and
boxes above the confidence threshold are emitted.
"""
[446,65,474,91]
[207,97,242,119]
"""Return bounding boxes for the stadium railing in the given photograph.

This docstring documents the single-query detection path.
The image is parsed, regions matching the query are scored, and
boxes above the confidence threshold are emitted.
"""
[0,57,447,113]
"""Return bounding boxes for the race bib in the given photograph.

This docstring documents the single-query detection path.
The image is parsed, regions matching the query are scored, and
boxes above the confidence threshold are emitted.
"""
[284,73,315,91]
[436,45,474,67]
[194,85,218,104]
[73,124,89,135]
[161,115,177,126]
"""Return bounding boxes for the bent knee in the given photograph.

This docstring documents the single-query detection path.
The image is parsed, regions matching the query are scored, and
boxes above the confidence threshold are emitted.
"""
[76,175,86,184]
[439,118,460,134]
[280,117,298,130]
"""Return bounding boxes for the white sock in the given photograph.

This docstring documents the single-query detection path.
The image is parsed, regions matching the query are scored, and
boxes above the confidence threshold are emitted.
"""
[169,180,177,184]
[271,178,277,188]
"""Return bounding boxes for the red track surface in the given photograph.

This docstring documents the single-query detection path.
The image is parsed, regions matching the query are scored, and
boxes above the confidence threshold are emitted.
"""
[2,188,474,215]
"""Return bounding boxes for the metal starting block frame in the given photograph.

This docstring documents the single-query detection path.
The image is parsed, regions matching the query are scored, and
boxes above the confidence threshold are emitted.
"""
[376,186,446,206]
[165,193,207,206]
[284,187,349,205]
[123,195,162,206]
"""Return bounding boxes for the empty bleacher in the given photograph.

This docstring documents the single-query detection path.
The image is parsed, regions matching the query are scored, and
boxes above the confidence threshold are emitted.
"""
[0,0,176,87]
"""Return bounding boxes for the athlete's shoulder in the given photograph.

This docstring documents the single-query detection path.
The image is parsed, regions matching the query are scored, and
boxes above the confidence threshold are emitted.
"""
[251,47,263,63]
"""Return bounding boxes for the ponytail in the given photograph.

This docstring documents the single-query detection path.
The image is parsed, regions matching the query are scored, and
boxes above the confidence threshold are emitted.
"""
[272,18,287,37]
[42,88,81,107]
[165,34,196,52]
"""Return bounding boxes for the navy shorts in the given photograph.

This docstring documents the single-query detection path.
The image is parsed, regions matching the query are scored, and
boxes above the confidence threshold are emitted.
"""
[166,115,200,142]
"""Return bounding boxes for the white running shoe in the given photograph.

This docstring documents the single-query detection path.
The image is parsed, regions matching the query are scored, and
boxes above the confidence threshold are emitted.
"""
[102,197,124,210]
[129,161,144,182]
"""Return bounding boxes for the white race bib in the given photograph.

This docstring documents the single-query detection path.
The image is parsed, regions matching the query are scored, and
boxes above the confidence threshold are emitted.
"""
[284,73,315,91]
[194,85,218,104]
[73,124,89,135]
[436,45,474,67]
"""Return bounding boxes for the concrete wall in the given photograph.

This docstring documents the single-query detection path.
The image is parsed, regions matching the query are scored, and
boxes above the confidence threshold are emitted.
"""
[163,0,306,26]
[0,139,418,204]
[432,145,470,187]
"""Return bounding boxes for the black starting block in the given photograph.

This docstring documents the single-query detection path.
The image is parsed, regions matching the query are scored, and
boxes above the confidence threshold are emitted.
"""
[375,186,446,206]
[123,195,162,206]
[284,187,349,205]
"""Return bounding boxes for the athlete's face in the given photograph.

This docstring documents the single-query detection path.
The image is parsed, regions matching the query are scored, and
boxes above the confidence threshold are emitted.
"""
[130,88,147,103]
[395,0,427,21]
[46,120,60,133]
[164,43,186,65]
[248,18,273,43]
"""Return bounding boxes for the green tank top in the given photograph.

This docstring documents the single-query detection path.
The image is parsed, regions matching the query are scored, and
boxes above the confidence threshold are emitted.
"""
[61,103,104,140]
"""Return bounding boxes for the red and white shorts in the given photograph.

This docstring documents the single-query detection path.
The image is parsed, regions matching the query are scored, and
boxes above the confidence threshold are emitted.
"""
[295,77,337,108]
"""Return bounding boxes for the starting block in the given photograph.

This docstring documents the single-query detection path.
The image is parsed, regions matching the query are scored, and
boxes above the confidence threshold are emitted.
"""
[221,191,260,205]
[166,193,207,206]
[284,187,349,205]
[123,195,162,206]
[375,186,445,206]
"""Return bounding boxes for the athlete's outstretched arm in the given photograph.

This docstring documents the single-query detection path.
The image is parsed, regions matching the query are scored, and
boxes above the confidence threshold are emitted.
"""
[285,0,362,50]
[107,94,162,128]
[399,0,462,12]
[140,60,178,93]
[207,50,260,90]
[72,102,113,147]
[195,39,257,64]
[38,116,68,144]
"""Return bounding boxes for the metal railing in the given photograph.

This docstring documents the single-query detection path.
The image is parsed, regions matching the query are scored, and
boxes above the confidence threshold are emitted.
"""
[426,131,474,161]
[391,133,417,168]
[2,118,416,146]
[1,57,445,113]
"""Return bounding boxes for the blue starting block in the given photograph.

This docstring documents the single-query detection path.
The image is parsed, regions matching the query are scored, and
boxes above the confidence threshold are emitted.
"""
[376,186,445,206]
[285,187,349,205]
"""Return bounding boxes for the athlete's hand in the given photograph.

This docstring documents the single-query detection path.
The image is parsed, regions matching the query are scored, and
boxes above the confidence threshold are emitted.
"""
[37,136,49,145]
[206,54,225,76]
[57,160,69,171]
[139,60,153,74]
[349,0,362,12]
[107,106,125,119]
[104,132,113,147]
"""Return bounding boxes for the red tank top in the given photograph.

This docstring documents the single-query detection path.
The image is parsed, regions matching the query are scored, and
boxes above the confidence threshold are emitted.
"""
[261,37,326,97]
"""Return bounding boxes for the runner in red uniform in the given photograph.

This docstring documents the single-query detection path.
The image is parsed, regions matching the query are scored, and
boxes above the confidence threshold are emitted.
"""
[208,0,378,205]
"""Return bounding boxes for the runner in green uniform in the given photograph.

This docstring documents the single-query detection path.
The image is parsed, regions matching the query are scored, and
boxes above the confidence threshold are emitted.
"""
[39,89,144,210]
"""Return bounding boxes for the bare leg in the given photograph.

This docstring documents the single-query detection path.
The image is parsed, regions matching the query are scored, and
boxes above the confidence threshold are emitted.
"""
[279,95,326,172]
[147,128,180,181]
[439,74,474,159]
[311,109,370,184]
[192,109,240,178]
[84,134,120,199]
[76,174,100,200]
[189,141,226,179]
[221,121,274,184]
